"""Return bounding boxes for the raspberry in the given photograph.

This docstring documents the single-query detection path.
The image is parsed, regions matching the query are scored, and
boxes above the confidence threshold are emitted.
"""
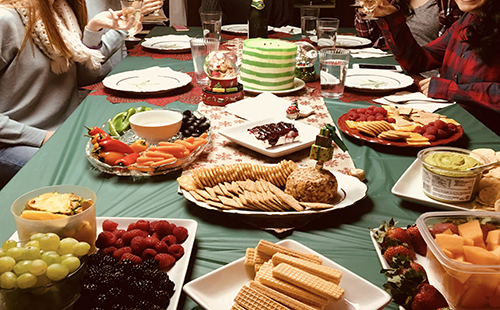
[172,226,189,243]
[135,220,152,234]
[120,252,143,265]
[143,236,160,249]
[154,241,170,253]
[113,229,126,239]
[168,244,184,259]
[127,222,137,231]
[151,220,174,237]
[102,219,119,232]
[151,232,162,241]
[161,235,177,246]
[155,253,176,269]
[142,248,157,260]
[113,246,132,261]
[95,231,117,248]
[100,246,117,256]
[122,229,149,245]
[114,238,125,248]
[130,236,147,255]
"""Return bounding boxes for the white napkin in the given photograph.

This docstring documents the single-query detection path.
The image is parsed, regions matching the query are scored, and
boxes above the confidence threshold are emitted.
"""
[349,48,390,58]
[373,91,454,112]
[225,92,314,121]
[143,35,191,42]
[272,25,301,35]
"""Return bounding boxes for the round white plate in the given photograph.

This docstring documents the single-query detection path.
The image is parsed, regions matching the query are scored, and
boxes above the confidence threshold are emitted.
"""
[141,37,191,53]
[241,78,306,95]
[103,67,192,94]
[335,35,372,48]
[345,69,414,92]
[221,24,274,34]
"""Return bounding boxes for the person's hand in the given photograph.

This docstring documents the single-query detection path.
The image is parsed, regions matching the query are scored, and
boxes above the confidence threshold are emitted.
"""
[419,77,432,96]
[42,131,55,145]
[360,0,398,17]
[86,9,137,32]
[142,0,163,15]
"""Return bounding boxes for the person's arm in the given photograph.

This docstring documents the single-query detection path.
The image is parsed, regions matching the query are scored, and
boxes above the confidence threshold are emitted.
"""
[354,11,382,43]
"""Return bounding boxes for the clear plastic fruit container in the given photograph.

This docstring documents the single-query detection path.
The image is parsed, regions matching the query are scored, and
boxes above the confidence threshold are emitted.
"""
[417,146,489,203]
[10,185,97,252]
[416,211,500,310]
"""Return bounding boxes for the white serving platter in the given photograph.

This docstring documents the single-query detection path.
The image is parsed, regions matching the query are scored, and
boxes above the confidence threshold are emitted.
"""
[103,67,192,94]
[391,159,476,211]
[141,36,191,53]
[183,239,391,310]
[218,116,317,158]
[345,69,414,92]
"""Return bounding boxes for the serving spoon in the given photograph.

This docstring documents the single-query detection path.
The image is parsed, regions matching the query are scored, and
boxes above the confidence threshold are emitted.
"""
[467,161,500,171]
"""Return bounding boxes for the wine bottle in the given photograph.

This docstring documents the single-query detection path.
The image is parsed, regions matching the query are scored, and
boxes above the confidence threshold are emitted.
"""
[248,0,268,38]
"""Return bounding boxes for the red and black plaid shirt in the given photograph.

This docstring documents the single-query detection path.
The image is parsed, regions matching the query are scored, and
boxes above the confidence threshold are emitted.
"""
[354,0,462,48]
[378,11,500,108]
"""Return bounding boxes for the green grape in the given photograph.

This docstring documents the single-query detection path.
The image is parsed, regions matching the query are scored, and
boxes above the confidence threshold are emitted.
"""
[24,240,40,249]
[2,240,17,251]
[6,246,23,261]
[34,273,51,288]
[72,242,91,257]
[61,256,80,273]
[0,271,18,289]
[22,246,41,260]
[41,251,62,265]
[13,260,32,276]
[39,233,60,252]
[57,238,78,256]
[29,233,46,241]
[0,256,16,273]
[29,259,48,276]
[60,253,75,260]
[0,249,6,258]
[46,263,69,281]
[17,272,37,289]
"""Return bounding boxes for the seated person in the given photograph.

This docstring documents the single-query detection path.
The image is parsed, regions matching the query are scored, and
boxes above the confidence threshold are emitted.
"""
[200,0,292,27]
[360,0,500,135]
[0,0,138,188]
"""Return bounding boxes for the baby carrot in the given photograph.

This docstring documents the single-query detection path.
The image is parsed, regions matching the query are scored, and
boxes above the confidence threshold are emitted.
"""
[150,145,187,153]
[199,132,208,139]
[137,156,163,164]
[144,151,175,159]
[184,136,196,143]
[150,157,176,167]
[174,139,196,152]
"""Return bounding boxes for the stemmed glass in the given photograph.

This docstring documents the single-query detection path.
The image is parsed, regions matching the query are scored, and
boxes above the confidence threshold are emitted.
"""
[120,0,143,41]
[360,0,380,20]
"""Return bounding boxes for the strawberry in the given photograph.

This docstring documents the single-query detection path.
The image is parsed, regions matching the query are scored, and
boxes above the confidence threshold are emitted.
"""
[431,223,458,236]
[383,245,416,264]
[372,219,411,251]
[411,283,448,310]
[386,227,411,247]
[406,225,427,256]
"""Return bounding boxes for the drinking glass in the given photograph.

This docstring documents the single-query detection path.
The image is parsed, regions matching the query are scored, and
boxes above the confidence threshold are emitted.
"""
[316,17,339,49]
[319,48,351,99]
[190,38,220,85]
[361,0,380,20]
[120,0,143,41]
[200,11,222,41]
[300,6,320,39]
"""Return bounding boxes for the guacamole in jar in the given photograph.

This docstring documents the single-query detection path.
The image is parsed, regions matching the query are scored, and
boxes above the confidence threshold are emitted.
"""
[424,152,481,171]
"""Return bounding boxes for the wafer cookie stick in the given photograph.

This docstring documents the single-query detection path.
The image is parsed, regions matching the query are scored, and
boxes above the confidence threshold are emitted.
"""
[255,261,328,309]
[234,285,292,310]
[230,303,246,310]
[272,253,342,284]
[272,263,344,301]
[256,240,322,264]
[245,248,256,266]
[249,281,318,310]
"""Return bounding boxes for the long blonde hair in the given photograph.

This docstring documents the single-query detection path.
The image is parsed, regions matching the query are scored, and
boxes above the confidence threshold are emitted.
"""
[1,0,88,57]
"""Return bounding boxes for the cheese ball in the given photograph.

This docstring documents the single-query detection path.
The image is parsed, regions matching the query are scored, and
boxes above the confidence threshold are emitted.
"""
[284,167,338,203]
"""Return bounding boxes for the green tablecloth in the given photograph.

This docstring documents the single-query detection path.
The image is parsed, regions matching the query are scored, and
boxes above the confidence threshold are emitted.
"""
[1,27,499,310]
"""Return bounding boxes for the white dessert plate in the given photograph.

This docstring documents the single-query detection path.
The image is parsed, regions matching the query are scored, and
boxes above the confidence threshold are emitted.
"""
[183,239,391,310]
[10,217,198,310]
[103,67,192,94]
[345,69,414,92]
[241,78,306,95]
[392,159,476,211]
[141,36,191,53]
[335,35,372,48]
[221,24,274,34]
[218,116,317,158]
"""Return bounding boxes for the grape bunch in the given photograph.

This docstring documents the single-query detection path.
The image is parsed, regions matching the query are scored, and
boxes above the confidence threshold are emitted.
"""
[0,233,90,290]
[180,110,210,138]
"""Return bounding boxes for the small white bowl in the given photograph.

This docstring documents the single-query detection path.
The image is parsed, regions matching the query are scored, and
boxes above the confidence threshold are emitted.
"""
[129,110,183,144]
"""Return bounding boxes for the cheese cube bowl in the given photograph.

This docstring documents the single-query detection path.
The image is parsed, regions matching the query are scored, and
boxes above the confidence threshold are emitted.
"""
[11,185,97,251]
[416,211,500,310]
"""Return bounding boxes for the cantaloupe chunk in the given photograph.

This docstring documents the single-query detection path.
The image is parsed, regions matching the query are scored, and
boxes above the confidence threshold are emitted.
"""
[488,294,500,308]
[491,246,500,259]
[442,228,454,235]
[460,286,490,308]
[486,229,500,249]
[435,233,471,255]
[463,245,499,265]
[458,220,486,248]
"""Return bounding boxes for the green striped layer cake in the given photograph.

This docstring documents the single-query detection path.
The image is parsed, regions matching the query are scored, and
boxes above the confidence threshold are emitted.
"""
[240,39,297,91]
